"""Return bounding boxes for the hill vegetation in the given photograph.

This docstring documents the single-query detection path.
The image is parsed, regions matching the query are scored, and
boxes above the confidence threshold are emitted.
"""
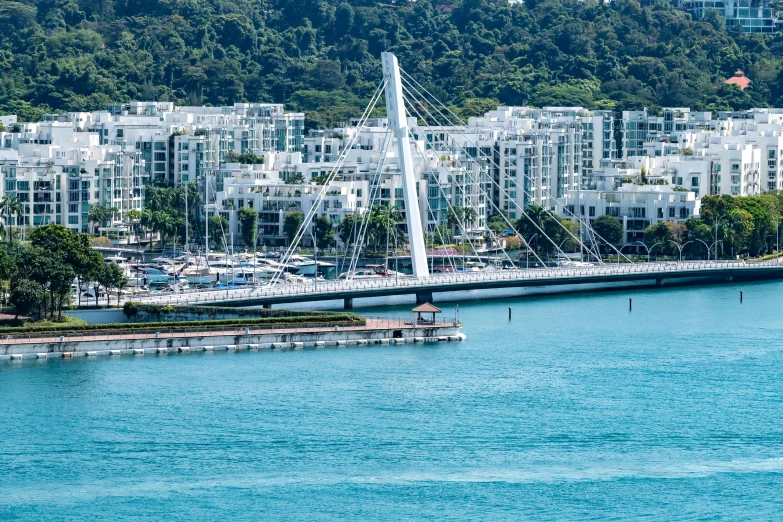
[1,0,783,127]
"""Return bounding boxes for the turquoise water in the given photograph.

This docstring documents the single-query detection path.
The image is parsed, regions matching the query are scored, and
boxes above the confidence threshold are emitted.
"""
[2,282,783,520]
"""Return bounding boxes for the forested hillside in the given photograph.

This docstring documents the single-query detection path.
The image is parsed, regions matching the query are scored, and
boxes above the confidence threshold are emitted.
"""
[1,0,783,127]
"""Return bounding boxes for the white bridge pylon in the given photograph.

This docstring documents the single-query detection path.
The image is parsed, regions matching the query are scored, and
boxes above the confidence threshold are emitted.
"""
[381,52,429,278]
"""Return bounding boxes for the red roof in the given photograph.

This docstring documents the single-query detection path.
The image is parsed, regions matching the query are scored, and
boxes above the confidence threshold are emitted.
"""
[725,70,751,90]
[412,302,442,313]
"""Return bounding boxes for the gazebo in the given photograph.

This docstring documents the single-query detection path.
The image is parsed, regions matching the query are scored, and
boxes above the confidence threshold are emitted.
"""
[412,302,441,324]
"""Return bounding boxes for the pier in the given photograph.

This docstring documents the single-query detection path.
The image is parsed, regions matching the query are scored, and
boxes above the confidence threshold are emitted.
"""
[0,318,464,360]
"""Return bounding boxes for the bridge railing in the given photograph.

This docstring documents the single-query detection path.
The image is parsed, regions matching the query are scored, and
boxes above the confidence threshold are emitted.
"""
[115,259,782,306]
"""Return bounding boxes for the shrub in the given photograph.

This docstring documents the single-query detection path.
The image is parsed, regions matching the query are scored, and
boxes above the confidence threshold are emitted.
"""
[123,301,139,318]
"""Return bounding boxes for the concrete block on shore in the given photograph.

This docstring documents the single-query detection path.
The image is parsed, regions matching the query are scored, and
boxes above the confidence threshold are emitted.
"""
[190,346,204,352]
[10,354,22,360]
[120,349,135,355]
[203,346,214,351]
[225,345,237,351]
[438,336,449,342]
[448,335,461,342]
[324,340,338,347]
[179,347,191,353]
[73,351,87,357]
[392,338,406,344]
[246,344,259,351]
[380,339,391,344]
[336,340,347,347]
[133,349,144,355]
[457,333,467,341]
[357,339,369,346]
[234,345,247,351]
[414,337,425,343]
[0,354,11,360]
[85,351,98,357]
[257,343,272,350]
[110,350,122,356]
[143,348,157,355]
[36,353,48,359]
[292,342,304,350]
[314,341,325,348]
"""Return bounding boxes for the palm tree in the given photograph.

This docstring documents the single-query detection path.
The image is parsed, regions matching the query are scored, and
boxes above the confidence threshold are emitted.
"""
[463,206,478,228]
[140,209,153,248]
[153,211,174,251]
[126,209,142,248]
[88,204,109,234]
[0,195,23,242]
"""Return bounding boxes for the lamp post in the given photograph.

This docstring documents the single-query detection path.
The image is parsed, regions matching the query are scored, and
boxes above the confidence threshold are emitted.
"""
[525,233,539,270]
[692,238,711,261]
[310,228,318,291]
[635,241,664,263]
[667,240,693,262]
[714,214,725,261]
[252,227,263,286]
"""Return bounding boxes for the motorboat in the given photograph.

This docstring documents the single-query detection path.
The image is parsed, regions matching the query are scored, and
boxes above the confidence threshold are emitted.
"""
[288,255,317,276]
[130,266,173,284]
[336,269,384,280]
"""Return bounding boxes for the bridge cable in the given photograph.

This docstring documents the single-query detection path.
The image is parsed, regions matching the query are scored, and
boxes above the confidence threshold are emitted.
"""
[399,69,633,264]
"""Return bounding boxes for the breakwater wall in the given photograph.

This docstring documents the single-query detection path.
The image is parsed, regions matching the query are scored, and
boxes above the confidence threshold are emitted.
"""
[0,324,464,360]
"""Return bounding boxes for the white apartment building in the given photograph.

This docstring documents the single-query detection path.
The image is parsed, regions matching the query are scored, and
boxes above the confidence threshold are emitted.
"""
[558,183,700,246]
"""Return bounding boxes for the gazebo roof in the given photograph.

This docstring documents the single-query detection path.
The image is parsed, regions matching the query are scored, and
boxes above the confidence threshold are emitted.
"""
[412,302,441,313]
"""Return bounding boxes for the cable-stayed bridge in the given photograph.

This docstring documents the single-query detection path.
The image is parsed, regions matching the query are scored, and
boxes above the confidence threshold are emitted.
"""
[130,53,783,309]
[123,260,783,309]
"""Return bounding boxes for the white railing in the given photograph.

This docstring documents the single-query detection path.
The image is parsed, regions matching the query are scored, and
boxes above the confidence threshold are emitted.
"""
[114,260,783,307]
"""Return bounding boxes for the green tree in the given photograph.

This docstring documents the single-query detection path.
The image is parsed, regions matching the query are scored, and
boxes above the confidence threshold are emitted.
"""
[10,278,42,319]
[238,207,258,248]
[338,214,358,247]
[283,211,304,246]
[313,215,335,249]
[98,262,126,307]
[592,215,624,245]
[285,172,305,184]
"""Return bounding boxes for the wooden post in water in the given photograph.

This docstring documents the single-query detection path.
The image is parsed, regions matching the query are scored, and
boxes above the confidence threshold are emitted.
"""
[740,291,743,303]
[508,307,511,320]
[629,298,632,311]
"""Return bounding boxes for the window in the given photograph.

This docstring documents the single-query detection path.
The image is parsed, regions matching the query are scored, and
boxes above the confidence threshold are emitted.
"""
[588,206,595,217]
[657,208,664,219]
[679,207,689,219]
[68,204,78,213]
[68,216,79,225]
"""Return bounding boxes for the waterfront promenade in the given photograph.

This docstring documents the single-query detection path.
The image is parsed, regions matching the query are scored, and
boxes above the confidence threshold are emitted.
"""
[118,260,783,309]
[0,317,463,359]
[0,318,439,346]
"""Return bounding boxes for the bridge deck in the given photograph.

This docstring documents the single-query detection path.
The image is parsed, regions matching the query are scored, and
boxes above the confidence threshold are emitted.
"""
[117,260,783,308]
